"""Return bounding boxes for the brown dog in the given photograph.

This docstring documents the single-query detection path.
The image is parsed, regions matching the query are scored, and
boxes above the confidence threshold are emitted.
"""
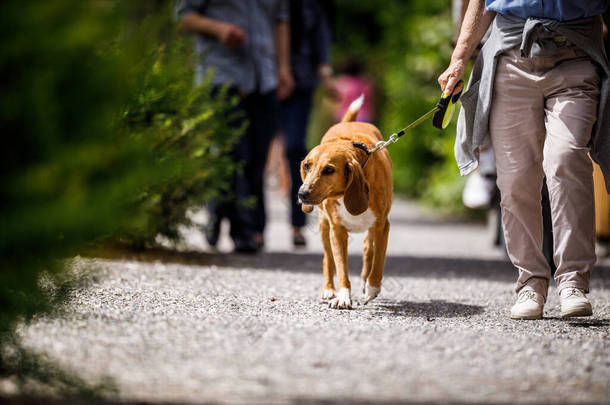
[298,96,393,309]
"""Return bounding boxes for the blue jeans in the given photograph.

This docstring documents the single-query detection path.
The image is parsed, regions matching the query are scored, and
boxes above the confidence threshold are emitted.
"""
[279,88,313,228]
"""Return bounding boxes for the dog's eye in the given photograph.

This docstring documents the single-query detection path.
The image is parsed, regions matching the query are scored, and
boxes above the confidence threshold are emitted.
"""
[322,166,335,175]
[303,163,310,171]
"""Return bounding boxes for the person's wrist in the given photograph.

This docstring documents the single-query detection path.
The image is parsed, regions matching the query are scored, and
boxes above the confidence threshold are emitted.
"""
[211,20,227,39]
[451,42,474,64]
[279,63,291,77]
[450,51,468,65]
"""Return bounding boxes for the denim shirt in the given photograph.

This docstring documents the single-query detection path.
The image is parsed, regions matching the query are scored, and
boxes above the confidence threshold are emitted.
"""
[175,0,289,94]
[486,0,607,22]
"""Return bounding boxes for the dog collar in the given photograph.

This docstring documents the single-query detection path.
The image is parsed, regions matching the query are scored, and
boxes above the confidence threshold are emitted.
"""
[351,142,372,169]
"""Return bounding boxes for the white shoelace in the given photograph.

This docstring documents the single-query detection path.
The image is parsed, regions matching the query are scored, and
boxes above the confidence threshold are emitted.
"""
[562,288,585,299]
[517,290,539,303]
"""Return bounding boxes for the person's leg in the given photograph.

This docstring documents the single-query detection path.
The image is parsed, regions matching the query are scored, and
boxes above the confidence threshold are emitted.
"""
[206,87,250,247]
[243,90,278,241]
[541,55,599,298]
[281,88,313,241]
[227,116,256,245]
[490,49,551,303]
[265,135,291,195]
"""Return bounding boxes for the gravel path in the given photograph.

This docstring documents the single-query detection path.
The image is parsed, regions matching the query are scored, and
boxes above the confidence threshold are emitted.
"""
[6,191,610,404]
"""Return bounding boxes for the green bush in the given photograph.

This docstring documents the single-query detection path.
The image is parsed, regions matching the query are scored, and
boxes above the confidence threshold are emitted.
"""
[117,19,240,246]
[0,0,238,390]
[2,0,133,339]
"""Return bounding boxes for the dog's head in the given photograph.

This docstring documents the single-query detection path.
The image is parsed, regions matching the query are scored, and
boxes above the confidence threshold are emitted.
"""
[298,141,369,215]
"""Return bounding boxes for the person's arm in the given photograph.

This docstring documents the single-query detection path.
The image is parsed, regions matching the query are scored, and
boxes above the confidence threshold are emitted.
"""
[275,20,294,99]
[314,6,340,100]
[178,12,246,49]
[318,64,340,100]
[438,0,495,94]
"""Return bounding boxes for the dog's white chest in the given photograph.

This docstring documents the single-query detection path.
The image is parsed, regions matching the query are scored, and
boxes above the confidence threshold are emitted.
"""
[336,198,376,233]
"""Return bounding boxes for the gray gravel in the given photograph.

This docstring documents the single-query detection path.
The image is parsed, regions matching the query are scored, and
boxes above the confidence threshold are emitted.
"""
[5,192,610,404]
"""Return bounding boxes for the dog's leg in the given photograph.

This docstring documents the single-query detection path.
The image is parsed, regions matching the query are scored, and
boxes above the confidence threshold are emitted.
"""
[328,225,352,309]
[320,217,336,300]
[365,219,390,303]
[361,231,374,294]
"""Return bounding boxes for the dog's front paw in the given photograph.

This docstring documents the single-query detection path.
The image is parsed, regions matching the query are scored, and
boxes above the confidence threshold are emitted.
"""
[364,282,381,303]
[328,288,352,309]
[321,288,336,301]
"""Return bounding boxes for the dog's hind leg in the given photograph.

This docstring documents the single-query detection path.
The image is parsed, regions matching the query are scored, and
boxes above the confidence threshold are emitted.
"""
[320,217,336,300]
[361,231,374,294]
[365,219,390,303]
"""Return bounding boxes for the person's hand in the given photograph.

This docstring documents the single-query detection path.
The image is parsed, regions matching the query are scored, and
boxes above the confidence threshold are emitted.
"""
[321,76,341,101]
[438,57,467,96]
[216,22,246,49]
[277,65,294,100]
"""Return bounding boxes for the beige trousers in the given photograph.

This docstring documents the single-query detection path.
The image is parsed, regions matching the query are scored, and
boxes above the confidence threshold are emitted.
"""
[490,46,599,300]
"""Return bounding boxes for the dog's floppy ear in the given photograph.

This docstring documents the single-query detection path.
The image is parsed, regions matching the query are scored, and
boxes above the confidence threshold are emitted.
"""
[344,159,369,215]
[299,160,314,213]
[299,160,307,182]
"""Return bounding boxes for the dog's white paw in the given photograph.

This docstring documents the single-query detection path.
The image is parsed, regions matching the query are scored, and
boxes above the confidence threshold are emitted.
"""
[321,288,336,301]
[328,288,352,309]
[364,282,381,303]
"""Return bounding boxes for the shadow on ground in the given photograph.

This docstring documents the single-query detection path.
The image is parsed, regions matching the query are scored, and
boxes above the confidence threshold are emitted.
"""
[371,299,484,318]
[542,318,610,328]
[91,246,610,284]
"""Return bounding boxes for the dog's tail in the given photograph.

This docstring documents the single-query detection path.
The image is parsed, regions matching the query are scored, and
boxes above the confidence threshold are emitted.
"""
[341,94,364,123]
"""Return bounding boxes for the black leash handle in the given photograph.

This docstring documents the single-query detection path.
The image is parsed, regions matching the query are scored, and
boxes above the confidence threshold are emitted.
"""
[433,79,463,130]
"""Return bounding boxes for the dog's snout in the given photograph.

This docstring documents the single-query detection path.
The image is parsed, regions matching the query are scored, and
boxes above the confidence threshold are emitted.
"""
[298,187,311,202]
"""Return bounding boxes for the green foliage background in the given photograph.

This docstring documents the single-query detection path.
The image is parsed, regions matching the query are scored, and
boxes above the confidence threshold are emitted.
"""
[311,0,468,212]
[0,0,236,388]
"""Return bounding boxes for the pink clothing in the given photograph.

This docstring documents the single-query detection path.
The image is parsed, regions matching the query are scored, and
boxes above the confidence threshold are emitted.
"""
[335,75,375,122]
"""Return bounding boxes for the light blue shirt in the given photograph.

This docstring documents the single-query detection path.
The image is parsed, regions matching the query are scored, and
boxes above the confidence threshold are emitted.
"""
[175,0,289,94]
[486,0,607,21]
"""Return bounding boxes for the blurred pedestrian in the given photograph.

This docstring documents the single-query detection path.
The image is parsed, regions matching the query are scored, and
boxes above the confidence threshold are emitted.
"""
[439,0,610,319]
[175,0,293,253]
[278,0,338,247]
[334,56,375,124]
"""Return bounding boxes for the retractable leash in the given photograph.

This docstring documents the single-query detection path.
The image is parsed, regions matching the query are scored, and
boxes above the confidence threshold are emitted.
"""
[353,80,464,169]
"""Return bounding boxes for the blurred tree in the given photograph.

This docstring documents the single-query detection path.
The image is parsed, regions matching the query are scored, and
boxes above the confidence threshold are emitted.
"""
[116,4,241,245]
[0,0,237,392]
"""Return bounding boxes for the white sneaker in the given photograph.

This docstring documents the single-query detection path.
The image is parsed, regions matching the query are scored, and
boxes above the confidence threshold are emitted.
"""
[510,290,544,320]
[462,171,495,209]
[560,288,592,318]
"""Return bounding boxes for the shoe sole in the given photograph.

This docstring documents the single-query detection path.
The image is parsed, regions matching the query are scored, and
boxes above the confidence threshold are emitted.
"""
[561,306,593,318]
[510,314,542,320]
